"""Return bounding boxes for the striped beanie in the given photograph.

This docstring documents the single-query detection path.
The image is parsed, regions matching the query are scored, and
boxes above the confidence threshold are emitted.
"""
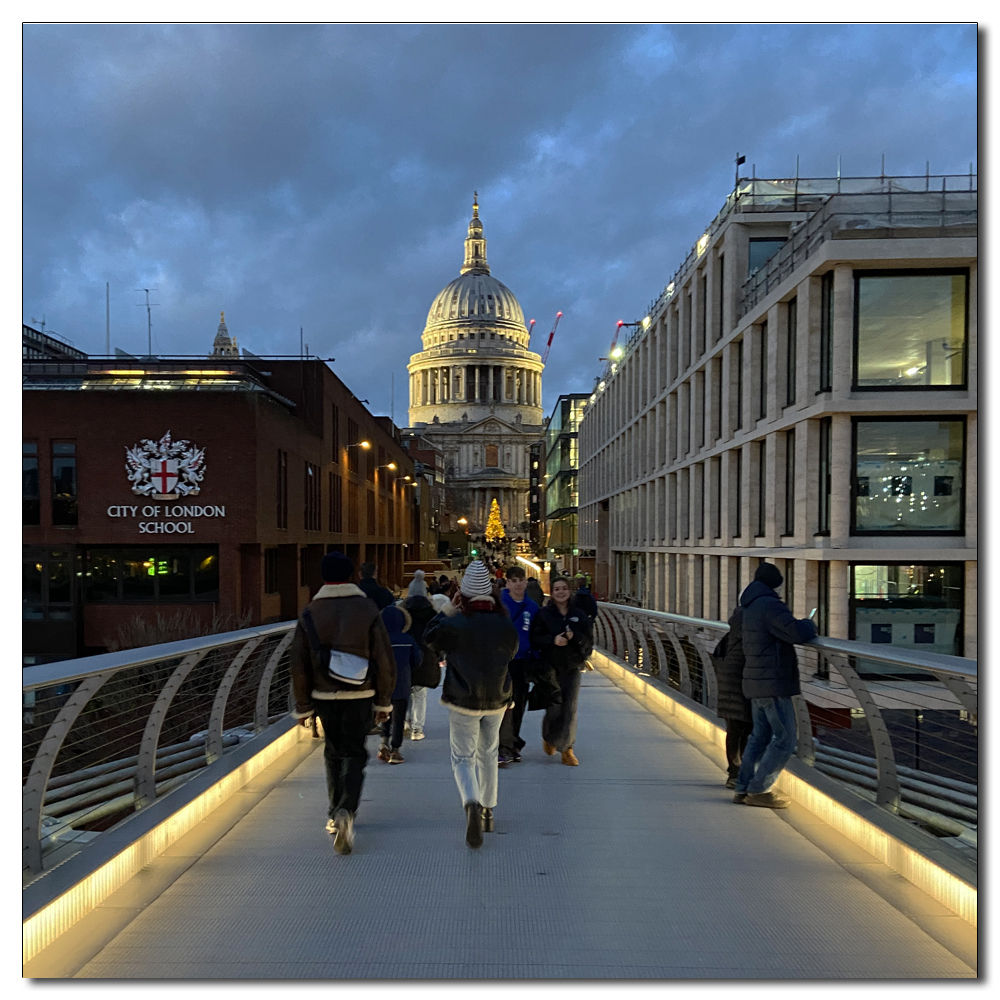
[460,560,493,598]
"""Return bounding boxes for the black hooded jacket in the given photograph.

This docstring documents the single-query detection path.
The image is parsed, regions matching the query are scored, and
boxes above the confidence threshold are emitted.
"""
[739,581,817,700]
[530,603,594,673]
[712,606,752,723]
[424,609,519,715]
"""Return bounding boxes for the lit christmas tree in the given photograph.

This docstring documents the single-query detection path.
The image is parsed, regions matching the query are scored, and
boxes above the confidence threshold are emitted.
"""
[485,498,506,543]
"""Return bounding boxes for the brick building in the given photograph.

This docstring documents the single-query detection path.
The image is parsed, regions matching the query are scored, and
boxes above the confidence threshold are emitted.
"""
[23,356,417,663]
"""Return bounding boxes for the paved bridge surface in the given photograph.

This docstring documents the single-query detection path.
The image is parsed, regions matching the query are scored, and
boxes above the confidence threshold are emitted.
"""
[37,672,975,978]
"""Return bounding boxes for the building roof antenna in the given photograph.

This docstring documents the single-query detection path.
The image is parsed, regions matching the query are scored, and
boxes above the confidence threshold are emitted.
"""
[135,288,159,357]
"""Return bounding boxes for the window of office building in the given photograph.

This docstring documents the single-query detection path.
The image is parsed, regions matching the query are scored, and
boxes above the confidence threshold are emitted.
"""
[329,473,343,532]
[785,297,797,406]
[367,490,376,534]
[733,448,743,537]
[748,238,787,277]
[86,546,219,602]
[23,441,39,526]
[818,418,831,534]
[784,429,795,535]
[52,442,77,526]
[734,340,744,431]
[331,405,340,464]
[850,563,964,657]
[304,461,320,531]
[23,549,76,621]
[347,419,360,474]
[758,321,768,420]
[756,439,766,537]
[276,450,288,529]
[819,272,833,392]
[716,254,725,341]
[853,418,964,534]
[348,485,359,533]
[264,548,279,594]
[854,271,968,388]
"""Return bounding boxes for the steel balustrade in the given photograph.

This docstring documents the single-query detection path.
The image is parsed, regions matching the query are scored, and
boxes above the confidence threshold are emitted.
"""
[22,621,298,875]
[594,601,977,849]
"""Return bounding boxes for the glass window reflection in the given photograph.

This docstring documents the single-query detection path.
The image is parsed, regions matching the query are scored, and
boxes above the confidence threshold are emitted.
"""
[853,419,964,533]
[855,272,967,388]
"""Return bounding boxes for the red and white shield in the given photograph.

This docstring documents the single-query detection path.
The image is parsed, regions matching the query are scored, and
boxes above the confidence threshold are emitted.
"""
[150,458,179,496]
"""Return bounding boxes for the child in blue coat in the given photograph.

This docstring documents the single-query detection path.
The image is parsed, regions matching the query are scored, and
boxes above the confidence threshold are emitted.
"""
[378,605,422,764]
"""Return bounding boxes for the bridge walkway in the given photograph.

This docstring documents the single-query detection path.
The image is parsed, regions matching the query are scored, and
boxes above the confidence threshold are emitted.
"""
[43,671,976,978]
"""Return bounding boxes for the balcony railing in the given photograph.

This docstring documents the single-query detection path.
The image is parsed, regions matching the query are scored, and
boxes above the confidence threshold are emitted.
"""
[595,602,977,857]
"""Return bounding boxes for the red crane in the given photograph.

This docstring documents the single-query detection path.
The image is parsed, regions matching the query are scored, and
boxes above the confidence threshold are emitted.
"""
[540,311,563,365]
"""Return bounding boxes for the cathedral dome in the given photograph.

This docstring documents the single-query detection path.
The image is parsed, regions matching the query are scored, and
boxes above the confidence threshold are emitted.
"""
[424,272,526,335]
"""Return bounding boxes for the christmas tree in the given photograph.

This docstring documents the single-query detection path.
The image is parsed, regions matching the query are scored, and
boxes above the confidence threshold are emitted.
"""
[485,498,505,543]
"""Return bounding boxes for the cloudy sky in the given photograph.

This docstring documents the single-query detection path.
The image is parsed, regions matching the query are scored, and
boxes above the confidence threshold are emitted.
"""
[23,24,977,418]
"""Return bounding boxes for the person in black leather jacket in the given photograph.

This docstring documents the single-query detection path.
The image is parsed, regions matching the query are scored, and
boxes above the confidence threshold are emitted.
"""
[424,560,518,848]
[530,577,593,766]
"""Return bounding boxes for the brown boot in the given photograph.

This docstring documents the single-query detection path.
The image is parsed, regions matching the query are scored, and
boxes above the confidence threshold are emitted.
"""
[561,748,579,766]
[543,740,556,756]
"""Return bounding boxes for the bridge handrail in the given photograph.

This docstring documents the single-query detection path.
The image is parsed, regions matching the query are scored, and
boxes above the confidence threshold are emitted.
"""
[593,601,977,849]
[22,621,299,876]
[595,602,977,681]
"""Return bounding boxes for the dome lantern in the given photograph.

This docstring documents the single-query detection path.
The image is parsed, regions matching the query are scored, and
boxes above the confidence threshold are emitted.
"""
[461,192,489,275]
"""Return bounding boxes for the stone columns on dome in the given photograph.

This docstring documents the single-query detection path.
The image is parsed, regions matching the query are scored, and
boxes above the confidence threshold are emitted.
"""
[487,366,494,403]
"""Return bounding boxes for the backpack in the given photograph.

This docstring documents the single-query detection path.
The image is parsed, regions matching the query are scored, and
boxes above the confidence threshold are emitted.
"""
[301,607,370,686]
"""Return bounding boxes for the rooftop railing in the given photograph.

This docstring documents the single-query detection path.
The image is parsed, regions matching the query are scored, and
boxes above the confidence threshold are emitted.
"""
[22,622,298,877]
[595,602,977,857]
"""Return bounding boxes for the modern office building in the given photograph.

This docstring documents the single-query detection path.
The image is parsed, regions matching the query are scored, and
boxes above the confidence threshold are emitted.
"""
[542,393,591,576]
[23,349,416,663]
[578,173,977,658]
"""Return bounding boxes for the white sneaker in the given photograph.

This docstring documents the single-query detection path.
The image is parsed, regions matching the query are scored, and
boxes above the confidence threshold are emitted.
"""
[410,730,425,741]
[403,722,411,734]
[324,818,337,835]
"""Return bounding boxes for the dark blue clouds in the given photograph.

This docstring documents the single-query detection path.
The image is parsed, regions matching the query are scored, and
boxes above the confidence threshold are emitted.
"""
[23,24,977,415]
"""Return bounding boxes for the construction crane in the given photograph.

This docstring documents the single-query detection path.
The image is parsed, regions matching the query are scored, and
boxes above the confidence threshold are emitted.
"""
[540,311,563,365]
[526,318,536,342]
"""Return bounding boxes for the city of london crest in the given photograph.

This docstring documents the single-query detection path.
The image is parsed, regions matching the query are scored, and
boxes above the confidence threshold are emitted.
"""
[125,431,206,499]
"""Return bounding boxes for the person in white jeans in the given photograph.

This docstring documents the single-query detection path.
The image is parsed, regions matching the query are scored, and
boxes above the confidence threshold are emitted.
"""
[424,561,518,848]
[407,685,427,739]
[448,710,504,817]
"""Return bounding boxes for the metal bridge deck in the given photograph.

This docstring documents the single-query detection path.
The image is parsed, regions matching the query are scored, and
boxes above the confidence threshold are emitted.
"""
[58,673,975,978]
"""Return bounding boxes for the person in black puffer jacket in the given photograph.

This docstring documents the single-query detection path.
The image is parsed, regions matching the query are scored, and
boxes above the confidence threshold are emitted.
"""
[712,606,753,789]
[530,577,593,766]
[733,563,817,810]
[424,561,519,848]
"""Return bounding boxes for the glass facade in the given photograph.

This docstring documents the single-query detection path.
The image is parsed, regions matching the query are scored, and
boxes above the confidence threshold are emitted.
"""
[544,395,588,554]
[850,563,964,657]
[853,418,964,533]
[854,271,967,388]
[52,442,77,526]
[23,442,39,526]
[748,238,787,277]
[85,545,220,602]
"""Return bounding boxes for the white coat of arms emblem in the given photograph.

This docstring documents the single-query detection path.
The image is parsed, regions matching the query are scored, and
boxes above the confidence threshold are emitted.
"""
[125,431,207,499]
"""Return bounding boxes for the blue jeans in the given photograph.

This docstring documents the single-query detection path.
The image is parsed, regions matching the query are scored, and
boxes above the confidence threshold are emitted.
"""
[407,686,427,733]
[448,709,504,808]
[735,696,798,795]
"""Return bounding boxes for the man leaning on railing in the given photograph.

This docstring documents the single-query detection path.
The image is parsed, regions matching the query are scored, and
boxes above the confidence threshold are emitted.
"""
[732,562,817,810]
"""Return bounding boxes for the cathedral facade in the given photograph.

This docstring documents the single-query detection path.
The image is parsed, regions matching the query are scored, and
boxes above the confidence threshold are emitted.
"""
[406,198,544,537]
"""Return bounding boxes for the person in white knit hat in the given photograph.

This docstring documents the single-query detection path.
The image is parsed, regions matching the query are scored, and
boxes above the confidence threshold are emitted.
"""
[424,560,519,848]
[407,569,428,599]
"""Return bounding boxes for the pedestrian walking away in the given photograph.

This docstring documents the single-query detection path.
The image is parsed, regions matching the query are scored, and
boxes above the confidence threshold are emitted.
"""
[497,566,540,764]
[290,551,396,854]
[530,576,593,766]
[377,605,422,764]
[711,605,753,789]
[358,561,394,610]
[571,574,599,626]
[733,562,817,809]
[525,576,545,607]
[425,560,518,848]
[407,569,429,599]
[402,594,439,740]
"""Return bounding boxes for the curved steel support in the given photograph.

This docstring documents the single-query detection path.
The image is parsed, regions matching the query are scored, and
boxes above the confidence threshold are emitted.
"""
[663,626,693,698]
[941,676,978,719]
[689,631,719,714]
[607,610,632,664]
[206,638,264,763]
[133,651,208,808]
[792,694,815,764]
[23,671,113,874]
[828,652,901,812]
[646,627,669,679]
[254,630,296,733]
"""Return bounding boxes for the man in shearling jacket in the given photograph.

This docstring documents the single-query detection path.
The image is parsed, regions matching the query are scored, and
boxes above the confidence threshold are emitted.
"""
[290,551,396,854]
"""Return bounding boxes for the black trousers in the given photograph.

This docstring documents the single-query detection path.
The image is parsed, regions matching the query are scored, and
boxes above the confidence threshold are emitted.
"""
[498,658,530,754]
[724,717,753,778]
[314,698,372,818]
[379,698,409,749]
